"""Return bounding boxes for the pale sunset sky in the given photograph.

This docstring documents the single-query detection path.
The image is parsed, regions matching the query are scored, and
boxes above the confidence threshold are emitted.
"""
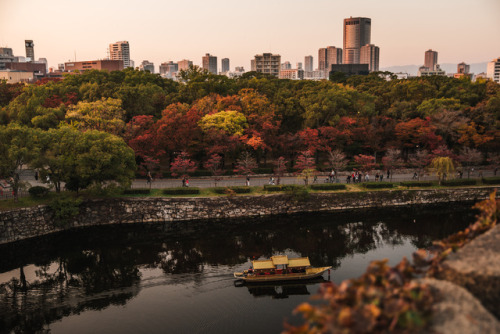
[1,0,499,71]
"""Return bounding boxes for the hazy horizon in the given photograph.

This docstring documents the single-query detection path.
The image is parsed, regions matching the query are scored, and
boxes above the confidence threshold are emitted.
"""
[1,0,499,71]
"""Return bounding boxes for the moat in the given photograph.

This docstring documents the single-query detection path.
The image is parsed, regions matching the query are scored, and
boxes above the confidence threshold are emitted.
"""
[0,205,475,334]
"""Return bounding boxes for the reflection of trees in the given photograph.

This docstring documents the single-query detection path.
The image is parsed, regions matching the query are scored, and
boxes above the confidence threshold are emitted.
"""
[0,206,474,333]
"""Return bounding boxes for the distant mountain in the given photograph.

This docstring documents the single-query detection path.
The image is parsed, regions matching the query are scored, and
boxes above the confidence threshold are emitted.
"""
[381,62,488,76]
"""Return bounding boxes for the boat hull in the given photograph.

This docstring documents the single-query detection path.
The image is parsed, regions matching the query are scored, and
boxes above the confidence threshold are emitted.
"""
[234,266,331,283]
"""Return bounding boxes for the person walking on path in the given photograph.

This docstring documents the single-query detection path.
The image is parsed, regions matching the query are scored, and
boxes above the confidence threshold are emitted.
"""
[246,176,250,186]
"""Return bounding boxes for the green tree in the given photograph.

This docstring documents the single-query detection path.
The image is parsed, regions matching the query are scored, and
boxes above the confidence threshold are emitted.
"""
[0,124,39,200]
[65,97,126,135]
[32,127,136,192]
[199,110,248,136]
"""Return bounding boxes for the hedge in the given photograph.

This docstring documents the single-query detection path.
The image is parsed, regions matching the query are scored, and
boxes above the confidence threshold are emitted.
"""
[123,188,151,195]
[162,187,200,195]
[28,186,49,198]
[310,183,346,191]
[400,181,434,188]
[362,182,395,189]
[440,179,477,186]
[264,184,303,192]
[212,186,252,194]
[482,177,500,185]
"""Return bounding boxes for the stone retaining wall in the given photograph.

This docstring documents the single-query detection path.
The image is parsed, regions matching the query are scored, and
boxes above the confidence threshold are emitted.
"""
[0,187,498,245]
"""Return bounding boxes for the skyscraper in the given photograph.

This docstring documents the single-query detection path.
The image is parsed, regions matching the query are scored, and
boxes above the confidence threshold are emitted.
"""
[304,56,313,72]
[360,44,379,72]
[109,41,131,68]
[424,49,438,71]
[202,53,217,74]
[487,57,500,83]
[326,46,342,67]
[343,17,371,64]
[221,58,230,73]
[318,48,328,70]
[178,59,193,71]
[25,40,34,61]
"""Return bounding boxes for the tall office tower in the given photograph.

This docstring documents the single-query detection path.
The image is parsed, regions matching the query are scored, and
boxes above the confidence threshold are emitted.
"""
[327,46,342,68]
[160,61,178,77]
[253,53,281,77]
[487,57,500,83]
[202,53,217,74]
[178,59,193,71]
[424,49,438,71]
[457,62,470,74]
[343,17,371,64]
[109,41,131,68]
[25,40,35,61]
[360,44,380,72]
[318,48,328,70]
[297,62,303,70]
[281,61,291,70]
[139,60,154,73]
[221,58,230,72]
[304,56,313,72]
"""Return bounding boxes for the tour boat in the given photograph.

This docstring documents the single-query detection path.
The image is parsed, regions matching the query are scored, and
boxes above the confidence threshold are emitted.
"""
[233,255,331,283]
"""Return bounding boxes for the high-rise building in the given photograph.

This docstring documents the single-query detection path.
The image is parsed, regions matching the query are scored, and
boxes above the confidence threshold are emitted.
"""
[139,60,154,73]
[178,59,193,71]
[25,40,35,62]
[327,46,342,67]
[360,44,379,72]
[318,48,328,70]
[281,61,291,70]
[304,56,313,72]
[0,48,15,69]
[202,53,217,74]
[296,62,303,70]
[487,57,500,83]
[253,53,281,77]
[424,49,438,71]
[160,61,178,77]
[457,62,470,74]
[109,41,131,68]
[343,17,371,64]
[221,58,230,73]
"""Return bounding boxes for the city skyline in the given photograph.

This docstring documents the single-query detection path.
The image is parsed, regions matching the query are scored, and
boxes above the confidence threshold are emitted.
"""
[1,0,499,71]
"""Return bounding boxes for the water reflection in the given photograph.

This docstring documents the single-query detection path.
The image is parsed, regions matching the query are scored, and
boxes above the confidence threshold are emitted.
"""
[236,278,330,299]
[0,206,475,333]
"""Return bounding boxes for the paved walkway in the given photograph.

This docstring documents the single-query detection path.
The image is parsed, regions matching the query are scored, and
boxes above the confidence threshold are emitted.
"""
[1,169,497,200]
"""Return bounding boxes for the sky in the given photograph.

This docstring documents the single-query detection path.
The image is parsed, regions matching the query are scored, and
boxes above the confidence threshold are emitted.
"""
[1,0,500,71]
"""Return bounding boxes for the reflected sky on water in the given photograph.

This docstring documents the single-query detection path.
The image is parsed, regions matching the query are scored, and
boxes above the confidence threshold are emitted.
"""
[0,206,475,334]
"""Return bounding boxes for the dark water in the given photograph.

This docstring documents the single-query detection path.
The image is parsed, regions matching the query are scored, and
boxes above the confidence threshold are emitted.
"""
[0,205,476,334]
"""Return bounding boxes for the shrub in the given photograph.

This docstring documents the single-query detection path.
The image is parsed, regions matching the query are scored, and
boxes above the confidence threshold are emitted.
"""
[400,181,434,188]
[286,185,310,202]
[264,184,301,192]
[28,186,49,198]
[123,188,151,195]
[482,177,500,185]
[212,186,252,194]
[310,183,346,191]
[362,182,395,189]
[162,187,200,195]
[441,179,477,187]
[50,197,82,227]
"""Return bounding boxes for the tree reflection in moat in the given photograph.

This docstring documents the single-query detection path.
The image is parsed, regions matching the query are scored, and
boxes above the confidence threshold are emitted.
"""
[0,206,474,333]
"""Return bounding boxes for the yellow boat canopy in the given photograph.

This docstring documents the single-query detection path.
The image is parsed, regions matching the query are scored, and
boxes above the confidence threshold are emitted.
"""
[271,255,289,265]
[252,260,275,270]
[288,257,311,268]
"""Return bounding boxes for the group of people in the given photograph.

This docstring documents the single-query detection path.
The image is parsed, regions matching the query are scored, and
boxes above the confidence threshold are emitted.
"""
[346,170,390,183]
